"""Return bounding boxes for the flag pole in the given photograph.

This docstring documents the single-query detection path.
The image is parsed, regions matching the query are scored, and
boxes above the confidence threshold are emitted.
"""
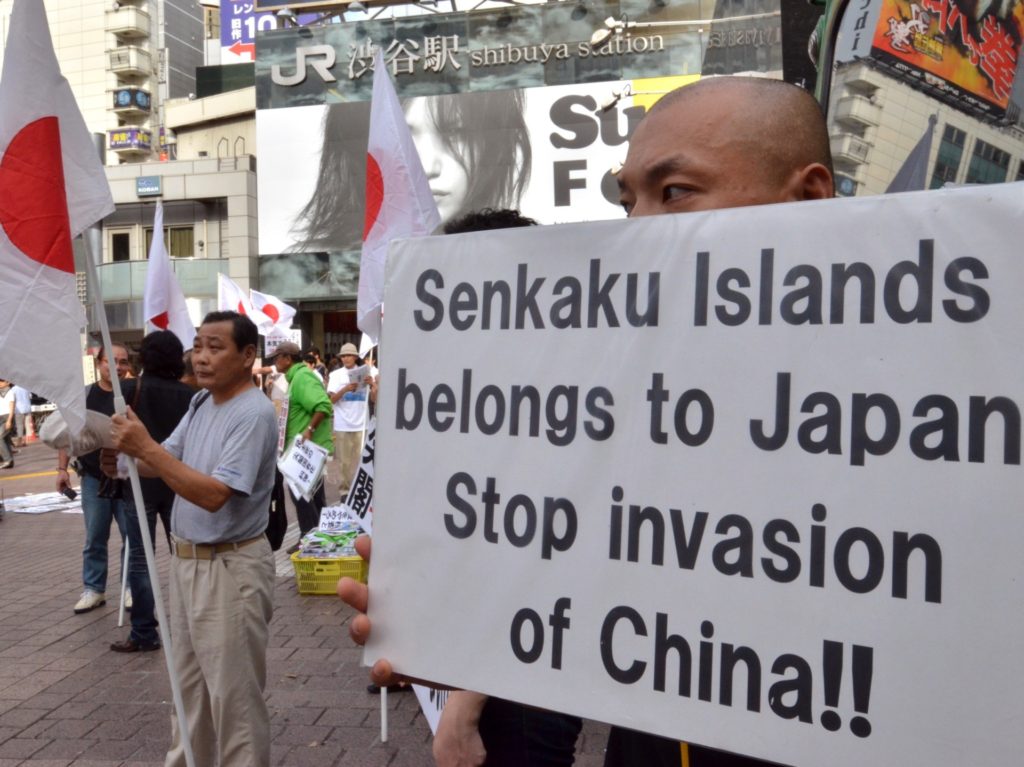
[81,139,196,767]
[118,540,129,627]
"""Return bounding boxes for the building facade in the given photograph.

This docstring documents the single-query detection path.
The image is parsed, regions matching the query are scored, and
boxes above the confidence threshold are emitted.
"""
[829,59,1024,196]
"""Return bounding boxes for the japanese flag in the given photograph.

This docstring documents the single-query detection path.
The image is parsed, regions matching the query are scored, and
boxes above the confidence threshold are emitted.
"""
[250,289,296,331]
[143,201,196,347]
[0,0,115,436]
[217,273,274,334]
[358,49,440,344]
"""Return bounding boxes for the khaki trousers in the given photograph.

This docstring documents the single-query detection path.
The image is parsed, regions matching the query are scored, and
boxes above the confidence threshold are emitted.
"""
[164,537,275,767]
[331,430,364,497]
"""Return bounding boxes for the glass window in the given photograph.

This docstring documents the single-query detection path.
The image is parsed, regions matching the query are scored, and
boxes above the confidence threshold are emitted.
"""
[965,139,1010,185]
[110,231,130,262]
[145,226,195,258]
[929,125,965,190]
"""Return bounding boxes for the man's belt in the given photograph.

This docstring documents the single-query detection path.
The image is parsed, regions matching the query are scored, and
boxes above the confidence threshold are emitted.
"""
[173,535,263,560]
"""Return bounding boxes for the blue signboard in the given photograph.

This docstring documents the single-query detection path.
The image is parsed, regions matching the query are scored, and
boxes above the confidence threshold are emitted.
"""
[220,3,319,59]
[108,128,152,151]
[136,176,162,197]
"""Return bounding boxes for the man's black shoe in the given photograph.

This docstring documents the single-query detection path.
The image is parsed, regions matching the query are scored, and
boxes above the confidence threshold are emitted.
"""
[110,637,161,653]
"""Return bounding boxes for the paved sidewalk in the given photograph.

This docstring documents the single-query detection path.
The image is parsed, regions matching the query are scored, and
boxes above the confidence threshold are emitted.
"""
[0,443,610,766]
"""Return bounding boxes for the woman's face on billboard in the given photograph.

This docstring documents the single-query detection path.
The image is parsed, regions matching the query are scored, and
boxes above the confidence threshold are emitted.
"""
[406,97,469,222]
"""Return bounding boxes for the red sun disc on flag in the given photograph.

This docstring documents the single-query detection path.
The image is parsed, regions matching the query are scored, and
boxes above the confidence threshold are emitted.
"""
[0,117,74,274]
[364,153,384,241]
[151,311,170,330]
[237,301,247,315]
[262,304,280,323]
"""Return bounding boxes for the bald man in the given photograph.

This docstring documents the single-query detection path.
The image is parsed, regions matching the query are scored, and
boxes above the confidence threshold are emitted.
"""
[339,77,835,767]
[617,76,833,217]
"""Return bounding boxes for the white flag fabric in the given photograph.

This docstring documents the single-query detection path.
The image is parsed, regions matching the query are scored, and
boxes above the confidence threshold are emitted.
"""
[250,288,296,331]
[0,0,115,437]
[217,273,274,333]
[358,49,440,344]
[358,333,374,358]
[143,201,195,348]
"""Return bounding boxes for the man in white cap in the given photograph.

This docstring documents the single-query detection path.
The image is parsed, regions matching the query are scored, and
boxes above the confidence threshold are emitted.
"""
[326,343,370,502]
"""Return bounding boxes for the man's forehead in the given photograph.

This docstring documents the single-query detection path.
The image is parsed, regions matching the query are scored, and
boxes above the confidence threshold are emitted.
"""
[622,89,756,171]
[198,321,234,341]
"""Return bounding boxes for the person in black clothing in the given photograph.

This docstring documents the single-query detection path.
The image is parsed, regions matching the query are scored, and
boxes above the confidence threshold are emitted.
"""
[109,331,195,653]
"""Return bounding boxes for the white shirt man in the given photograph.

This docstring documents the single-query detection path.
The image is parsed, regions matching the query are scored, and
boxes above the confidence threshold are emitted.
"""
[326,342,371,500]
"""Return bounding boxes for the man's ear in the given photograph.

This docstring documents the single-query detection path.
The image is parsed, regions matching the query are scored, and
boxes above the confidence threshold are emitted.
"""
[243,345,258,367]
[785,163,835,201]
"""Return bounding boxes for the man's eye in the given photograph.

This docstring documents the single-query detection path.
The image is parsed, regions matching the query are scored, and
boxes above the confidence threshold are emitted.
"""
[663,184,694,202]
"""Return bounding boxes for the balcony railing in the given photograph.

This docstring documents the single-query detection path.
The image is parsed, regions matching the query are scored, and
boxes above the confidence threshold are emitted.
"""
[91,258,226,304]
[105,5,150,39]
[108,46,152,77]
[830,133,872,164]
[834,95,882,128]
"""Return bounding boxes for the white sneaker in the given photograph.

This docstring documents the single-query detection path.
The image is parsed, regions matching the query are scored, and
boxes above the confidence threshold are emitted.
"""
[123,589,132,611]
[73,589,106,614]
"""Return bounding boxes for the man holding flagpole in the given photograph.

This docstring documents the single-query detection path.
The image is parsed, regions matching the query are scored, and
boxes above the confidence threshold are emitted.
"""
[113,310,278,767]
[0,3,200,764]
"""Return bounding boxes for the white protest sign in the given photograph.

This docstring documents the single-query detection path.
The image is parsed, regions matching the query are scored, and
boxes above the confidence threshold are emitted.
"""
[277,436,327,501]
[265,326,302,355]
[365,183,1024,766]
[318,504,352,532]
[343,416,375,535]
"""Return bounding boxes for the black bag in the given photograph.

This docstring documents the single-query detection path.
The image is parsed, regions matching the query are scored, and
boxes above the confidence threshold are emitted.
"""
[266,470,287,551]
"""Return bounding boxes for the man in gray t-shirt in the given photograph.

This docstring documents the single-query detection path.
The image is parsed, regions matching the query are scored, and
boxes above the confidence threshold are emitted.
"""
[113,311,278,767]
[164,385,277,544]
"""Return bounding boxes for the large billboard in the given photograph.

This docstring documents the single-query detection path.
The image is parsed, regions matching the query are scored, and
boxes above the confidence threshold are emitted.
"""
[869,0,1024,118]
[257,76,695,299]
[255,0,784,300]
[221,3,320,63]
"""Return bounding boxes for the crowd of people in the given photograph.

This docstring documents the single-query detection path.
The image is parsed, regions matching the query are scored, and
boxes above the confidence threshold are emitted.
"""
[9,76,836,766]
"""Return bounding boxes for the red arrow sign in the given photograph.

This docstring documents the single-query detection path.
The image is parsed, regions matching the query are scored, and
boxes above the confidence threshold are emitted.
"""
[228,41,256,60]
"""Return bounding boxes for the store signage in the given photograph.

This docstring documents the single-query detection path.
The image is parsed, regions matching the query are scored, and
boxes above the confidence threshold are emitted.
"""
[255,0,752,107]
[136,176,162,197]
[108,127,152,151]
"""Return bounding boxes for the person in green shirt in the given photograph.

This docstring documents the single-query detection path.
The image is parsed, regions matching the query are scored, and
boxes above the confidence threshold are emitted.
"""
[272,341,333,539]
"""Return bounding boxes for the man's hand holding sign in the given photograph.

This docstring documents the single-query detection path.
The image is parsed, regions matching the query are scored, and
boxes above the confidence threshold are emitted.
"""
[342,78,1024,766]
